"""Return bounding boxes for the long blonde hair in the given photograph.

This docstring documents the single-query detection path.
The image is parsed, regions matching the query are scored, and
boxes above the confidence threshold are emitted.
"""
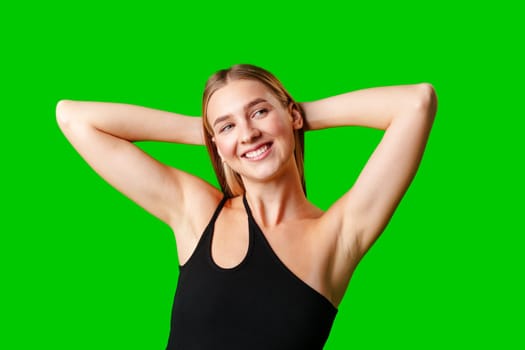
[202,64,306,198]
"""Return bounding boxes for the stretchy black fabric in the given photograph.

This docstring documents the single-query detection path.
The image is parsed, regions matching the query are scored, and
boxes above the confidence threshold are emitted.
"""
[166,195,338,350]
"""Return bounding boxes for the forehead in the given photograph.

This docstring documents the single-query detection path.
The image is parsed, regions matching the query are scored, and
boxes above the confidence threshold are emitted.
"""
[207,79,278,122]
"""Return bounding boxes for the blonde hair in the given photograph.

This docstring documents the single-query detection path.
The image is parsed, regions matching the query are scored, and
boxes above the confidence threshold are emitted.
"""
[202,64,306,198]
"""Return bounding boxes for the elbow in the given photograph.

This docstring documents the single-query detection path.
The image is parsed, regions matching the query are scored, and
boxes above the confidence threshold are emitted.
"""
[56,99,70,127]
[414,83,437,120]
[56,99,77,128]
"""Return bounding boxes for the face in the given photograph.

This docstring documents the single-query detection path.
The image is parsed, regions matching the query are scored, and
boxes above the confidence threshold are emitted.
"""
[206,79,303,185]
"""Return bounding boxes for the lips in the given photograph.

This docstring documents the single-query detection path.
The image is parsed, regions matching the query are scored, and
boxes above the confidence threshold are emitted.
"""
[242,142,272,160]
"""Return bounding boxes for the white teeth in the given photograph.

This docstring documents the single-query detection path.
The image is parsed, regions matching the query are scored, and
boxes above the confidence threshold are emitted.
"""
[245,144,269,159]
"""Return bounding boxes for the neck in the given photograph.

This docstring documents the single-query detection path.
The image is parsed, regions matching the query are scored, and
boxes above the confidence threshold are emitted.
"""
[241,163,316,228]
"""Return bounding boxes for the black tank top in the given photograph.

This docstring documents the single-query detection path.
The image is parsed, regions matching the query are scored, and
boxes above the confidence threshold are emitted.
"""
[166,195,338,349]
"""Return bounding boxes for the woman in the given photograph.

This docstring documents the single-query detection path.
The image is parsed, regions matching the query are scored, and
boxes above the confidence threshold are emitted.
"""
[56,64,437,349]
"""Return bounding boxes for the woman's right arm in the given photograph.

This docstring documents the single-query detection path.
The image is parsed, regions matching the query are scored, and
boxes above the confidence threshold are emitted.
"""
[55,100,221,233]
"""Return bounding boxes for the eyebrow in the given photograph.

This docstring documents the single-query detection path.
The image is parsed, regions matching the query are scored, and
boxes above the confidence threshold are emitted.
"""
[212,98,268,128]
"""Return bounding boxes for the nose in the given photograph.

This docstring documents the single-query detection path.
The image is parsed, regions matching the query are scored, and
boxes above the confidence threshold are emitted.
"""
[240,123,261,144]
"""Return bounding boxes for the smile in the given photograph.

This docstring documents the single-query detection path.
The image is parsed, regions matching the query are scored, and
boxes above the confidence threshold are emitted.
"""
[242,143,272,160]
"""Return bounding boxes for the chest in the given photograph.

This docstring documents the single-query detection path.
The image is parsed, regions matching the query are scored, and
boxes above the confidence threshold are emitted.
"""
[212,212,337,306]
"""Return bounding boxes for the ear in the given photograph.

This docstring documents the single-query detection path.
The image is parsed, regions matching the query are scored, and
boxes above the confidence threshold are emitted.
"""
[289,103,304,130]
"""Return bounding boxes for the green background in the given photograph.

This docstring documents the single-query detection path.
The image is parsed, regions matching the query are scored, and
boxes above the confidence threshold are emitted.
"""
[2,1,523,349]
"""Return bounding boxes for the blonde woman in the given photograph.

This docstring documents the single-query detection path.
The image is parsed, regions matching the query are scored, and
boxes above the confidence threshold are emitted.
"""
[56,64,437,349]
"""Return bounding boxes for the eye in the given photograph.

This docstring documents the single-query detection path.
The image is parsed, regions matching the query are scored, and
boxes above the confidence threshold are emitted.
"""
[252,108,268,118]
[219,123,234,133]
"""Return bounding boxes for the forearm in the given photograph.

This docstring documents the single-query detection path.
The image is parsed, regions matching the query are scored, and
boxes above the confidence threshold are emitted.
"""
[56,100,203,145]
[301,83,435,131]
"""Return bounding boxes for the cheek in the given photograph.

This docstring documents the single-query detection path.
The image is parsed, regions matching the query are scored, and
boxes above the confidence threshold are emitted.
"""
[215,138,236,158]
[269,117,294,141]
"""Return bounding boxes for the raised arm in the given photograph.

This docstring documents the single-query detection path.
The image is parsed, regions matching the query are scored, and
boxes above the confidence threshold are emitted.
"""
[301,83,437,264]
[56,100,221,234]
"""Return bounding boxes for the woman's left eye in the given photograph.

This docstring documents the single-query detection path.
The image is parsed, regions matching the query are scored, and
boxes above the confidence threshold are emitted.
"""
[253,109,268,118]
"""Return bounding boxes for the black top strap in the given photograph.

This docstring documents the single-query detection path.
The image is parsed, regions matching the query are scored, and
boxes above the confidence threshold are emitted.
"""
[242,194,253,220]
[210,195,228,225]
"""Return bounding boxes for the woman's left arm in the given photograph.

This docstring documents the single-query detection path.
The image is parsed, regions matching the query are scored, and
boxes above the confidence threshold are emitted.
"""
[301,83,437,261]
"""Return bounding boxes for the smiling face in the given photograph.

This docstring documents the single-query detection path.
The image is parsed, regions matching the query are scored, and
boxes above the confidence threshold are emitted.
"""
[206,79,303,188]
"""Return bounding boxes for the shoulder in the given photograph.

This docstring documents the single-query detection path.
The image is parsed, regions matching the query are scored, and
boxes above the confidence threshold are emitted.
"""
[293,202,345,263]
[315,198,363,262]
[168,186,225,266]
[169,182,224,239]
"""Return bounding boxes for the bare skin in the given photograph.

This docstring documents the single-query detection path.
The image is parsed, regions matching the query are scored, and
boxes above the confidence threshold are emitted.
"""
[56,79,437,308]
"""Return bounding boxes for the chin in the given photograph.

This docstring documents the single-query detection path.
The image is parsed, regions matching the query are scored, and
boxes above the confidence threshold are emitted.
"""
[243,164,291,185]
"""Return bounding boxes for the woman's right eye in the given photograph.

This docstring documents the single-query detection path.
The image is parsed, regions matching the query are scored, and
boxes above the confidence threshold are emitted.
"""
[219,124,233,133]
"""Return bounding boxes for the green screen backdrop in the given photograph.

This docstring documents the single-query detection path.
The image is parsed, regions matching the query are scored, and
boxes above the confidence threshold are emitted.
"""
[1,1,523,349]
